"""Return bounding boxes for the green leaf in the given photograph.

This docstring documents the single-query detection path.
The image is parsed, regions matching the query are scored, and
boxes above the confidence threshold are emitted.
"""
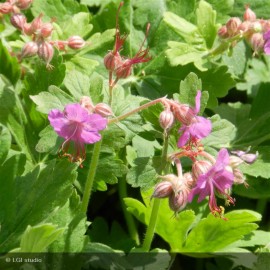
[0,40,20,85]
[31,0,87,23]
[35,125,60,154]
[89,72,104,103]
[126,157,161,190]
[182,210,261,254]
[47,191,88,252]
[30,86,74,114]
[166,0,196,19]
[25,54,66,94]
[206,0,234,22]
[64,70,91,99]
[234,176,270,199]
[239,146,270,179]
[196,0,217,49]
[12,224,64,252]
[0,159,77,252]
[203,114,236,148]
[0,124,11,166]
[124,195,197,252]
[166,41,207,71]
[163,11,198,43]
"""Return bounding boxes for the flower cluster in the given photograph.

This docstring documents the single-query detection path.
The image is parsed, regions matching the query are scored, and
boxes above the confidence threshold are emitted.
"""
[0,0,32,14]
[153,146,257,218]
[152,91,258,218]
[104,2,151,88]
[1,0,86,68]
[48,101,108,166]
[159,91,212,147]
[218,5,270,55]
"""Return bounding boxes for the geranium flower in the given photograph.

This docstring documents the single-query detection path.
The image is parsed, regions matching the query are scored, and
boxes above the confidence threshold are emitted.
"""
[263,30,270,54]
[188,148,234,215]
[177,91,212,147]
[48,103,107,163]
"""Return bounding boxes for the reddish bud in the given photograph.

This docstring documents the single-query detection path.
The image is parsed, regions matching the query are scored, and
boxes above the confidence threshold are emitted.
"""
[226,17,242,36]
[51,40,67,51]
[229,156,244,168]
[183,172,196,189]
[104,51,123,71]
[244,5,256,21]
[20,41,38,59]
[28,13,43,35]
[0,2,13,14]
[232,168,246,185]
[37,41,54,67]
[172,103,195,125]
[218,26,229,39]
[10,13,26,31]
[152,181,173,199]
[15,0,33,10]
[115,60,132,79]
[94,103,113,117]
[67,36,86,49]
[168,185,190,213]
[192,160,212,180]
[249,32,264,54]
[80,96,94,113]
[159,109,174,131]
[40,22,54,38]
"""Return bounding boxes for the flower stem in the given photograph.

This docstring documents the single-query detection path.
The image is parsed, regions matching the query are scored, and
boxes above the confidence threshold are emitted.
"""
[142,133,170,251]
[118,176,140,245]
[108,97,165,125]
[81,139,102,213]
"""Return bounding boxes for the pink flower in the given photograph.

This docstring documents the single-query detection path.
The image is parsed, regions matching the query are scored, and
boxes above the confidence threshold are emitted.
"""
[48,103,107,163]
[263,30,270,54]
[177,91,212,147]
[188,148,234,215]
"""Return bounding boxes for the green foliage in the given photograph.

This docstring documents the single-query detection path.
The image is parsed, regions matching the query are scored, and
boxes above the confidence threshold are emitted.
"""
[11,224,64,252]
[125,191,261,255]
[0,124,11,165]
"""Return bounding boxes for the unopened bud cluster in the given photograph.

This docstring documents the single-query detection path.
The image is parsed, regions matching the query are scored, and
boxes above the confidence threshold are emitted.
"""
[80,96,113,118]
[218,5,270,55]
[0,0,32,14]
[152,146,258,217]
[1,1,86,68]
[104,2,151,86]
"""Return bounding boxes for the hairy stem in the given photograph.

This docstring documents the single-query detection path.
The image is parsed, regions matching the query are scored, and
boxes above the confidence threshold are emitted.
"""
[108,97,165,125]
[142,133,170,251]
[81,139,102,213]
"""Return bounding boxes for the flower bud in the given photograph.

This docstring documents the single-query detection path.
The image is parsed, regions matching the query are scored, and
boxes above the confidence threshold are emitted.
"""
[218,25,229,39]
[115,60,132,79]
[249,32,264,54]
[28,13,43,35]
[40,22,54,38]
[67,36,86,49]
[80,96,94,113]
[183,172,196,189]
[104,51,123,71]
[232,168,246,185]
[152,181,173,199]
[37,41,54,67]
[94,103,113,117]
[243,5,256,22]
[10,13,26,31]
[159,109,174,131]
[15,0,33,10]
[20,41,38,59]
[226,17,242,37]
[229,155,244,168]
[168,186,190,213]
[0,2,13,14]
[159,174,182,193]
[172,103,195,125]
[192,160,212,180]
[250,21,263,33]
[51,40,67,51]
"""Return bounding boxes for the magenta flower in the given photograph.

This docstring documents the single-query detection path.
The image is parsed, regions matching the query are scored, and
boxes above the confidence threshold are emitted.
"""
[263,30,270,54]
[177,91,212,147]
[48,103,107,163]
[188,148,234,215]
